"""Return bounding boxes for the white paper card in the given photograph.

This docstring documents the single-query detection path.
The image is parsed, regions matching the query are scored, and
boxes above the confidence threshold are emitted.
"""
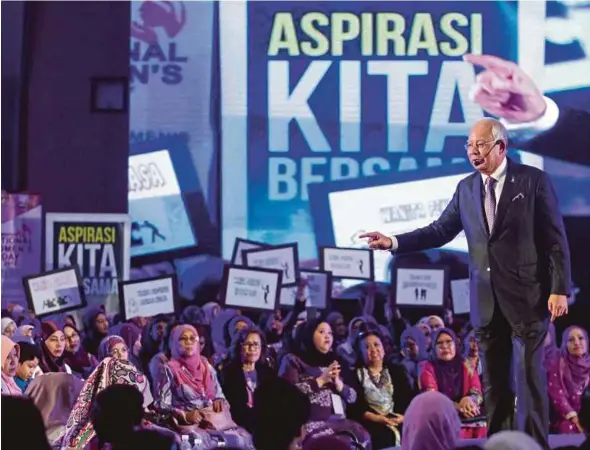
[451,278,470,314]
[321,247,373,280]
[332,393,345,416]
[122,276,175,320]
[26,268,85,317]
[243,244,298,285]
[395,268,445,306]
[224,267,280,311]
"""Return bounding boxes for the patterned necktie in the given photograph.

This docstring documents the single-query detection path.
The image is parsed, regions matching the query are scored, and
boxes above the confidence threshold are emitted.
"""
[484,177,497,234]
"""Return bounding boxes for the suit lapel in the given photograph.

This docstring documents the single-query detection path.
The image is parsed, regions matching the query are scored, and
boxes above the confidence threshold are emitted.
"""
[471,175,487,237]
[491,159,518,238]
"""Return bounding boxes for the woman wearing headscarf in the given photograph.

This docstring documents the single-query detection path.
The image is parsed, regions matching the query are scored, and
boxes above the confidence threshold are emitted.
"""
[139,315,170,374]
[82,307,109,357]
[1,317,17,338]
[148,321,180,396]
[279,318,371,448]
[26,372,85,442]
[180,305,205,326]
[39,321,71,374]
[119,323,142,369]
[399,327,428,391]
[13,324,35,344]
[55,357,154,450]
[1,335,21,395]
[327,311,347,347]
[195,323,214,363]
[63,323,97,379]
[337,315,378,369]
[419,328,486,439]
[401,391,462,450]
[201,301,221,326]
[219,326,276,433]
[463,330,482,376]
[483,430,542,450]
[350,327,415,449]
[416,321,433,352]
[547,325,590,434]
[213,314,255,370]
[153,324,252,448]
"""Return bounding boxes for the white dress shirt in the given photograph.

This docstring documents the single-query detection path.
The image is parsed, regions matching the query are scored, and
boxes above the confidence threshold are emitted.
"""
[390,157,508,251]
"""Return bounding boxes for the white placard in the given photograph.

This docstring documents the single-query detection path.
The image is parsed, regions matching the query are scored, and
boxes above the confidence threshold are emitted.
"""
[395,268,446,307]
[24,267,86,317]
[223,266,281,311]
[231,238,267,266]
[321,247,373,280]
[451,279,470,315]
[120,276,175,320]
[243,244,299,286]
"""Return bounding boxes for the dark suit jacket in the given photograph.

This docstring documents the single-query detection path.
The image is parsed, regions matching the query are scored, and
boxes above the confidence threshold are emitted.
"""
[395,159,571,327]
[219,360,276,433]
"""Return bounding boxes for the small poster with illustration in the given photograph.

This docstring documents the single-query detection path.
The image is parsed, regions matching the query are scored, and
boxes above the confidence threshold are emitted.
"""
[23,266,86,318]
[221,265,282,312]
[242,243,299,286]
[319,246,374,280]
[394,266,447,307]
[119,275,177,321]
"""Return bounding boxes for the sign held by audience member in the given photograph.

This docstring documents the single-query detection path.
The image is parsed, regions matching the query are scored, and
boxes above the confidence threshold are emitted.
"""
[450,278,470,315]
[319,246,374,280]
[23,266,87,318]
[393,265,448,307]
[231,238,269,266]
[221,265,281,312]
[242,243,299,286]
[119,274,177,321]
[280,270,332,310]
[45,213,131,314]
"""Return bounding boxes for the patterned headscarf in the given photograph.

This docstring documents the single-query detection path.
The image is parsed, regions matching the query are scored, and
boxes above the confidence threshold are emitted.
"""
[54,358,150,450]
[97,335,126,361]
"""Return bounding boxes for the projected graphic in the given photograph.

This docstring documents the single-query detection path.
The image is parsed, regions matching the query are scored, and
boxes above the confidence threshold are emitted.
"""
[219,0,590,263]
[128,150,196,257]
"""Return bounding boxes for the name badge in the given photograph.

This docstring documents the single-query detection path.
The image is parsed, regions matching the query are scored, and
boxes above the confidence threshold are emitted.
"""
[331,393,345,416]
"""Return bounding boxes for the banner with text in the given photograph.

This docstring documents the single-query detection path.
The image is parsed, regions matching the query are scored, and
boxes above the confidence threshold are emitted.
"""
[1,192,43,309]
[45,213,131,314]
[220,0,590,261]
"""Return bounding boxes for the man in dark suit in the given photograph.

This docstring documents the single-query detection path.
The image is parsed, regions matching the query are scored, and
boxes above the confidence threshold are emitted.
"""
[361,118,571,449]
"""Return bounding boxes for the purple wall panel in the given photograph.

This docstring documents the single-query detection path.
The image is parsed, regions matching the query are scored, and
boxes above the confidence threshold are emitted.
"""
[26,1,130,214]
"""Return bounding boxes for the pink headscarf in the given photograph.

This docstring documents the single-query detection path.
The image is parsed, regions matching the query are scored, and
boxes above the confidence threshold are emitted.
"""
[402,391,461,450]
[1,335,22,395]
[167,324,217,400]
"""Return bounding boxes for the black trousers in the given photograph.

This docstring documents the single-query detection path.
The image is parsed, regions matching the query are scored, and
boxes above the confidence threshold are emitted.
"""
[475,306,550,449]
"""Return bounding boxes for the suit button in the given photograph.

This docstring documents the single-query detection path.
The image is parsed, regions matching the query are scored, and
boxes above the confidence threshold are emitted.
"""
[486,267,491,272]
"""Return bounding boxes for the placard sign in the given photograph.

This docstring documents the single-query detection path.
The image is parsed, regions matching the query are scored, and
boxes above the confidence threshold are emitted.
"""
[221,266,281,312]
[395,267,447,307]
[280,270,332,309]
[231,238,269,266]
[242,243,299,287]
[119,275,176,321]
[320,247,374,280]
[23,266,86,318]
[451,279,470,315]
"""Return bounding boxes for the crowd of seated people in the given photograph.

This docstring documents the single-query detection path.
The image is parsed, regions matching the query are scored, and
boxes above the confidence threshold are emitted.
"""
[1,280,590,450]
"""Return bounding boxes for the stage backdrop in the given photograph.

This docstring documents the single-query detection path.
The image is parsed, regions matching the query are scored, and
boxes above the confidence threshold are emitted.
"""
[219,0,590,264]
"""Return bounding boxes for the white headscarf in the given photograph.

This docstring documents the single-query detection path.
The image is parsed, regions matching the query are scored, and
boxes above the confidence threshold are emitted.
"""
[1,318,17,336]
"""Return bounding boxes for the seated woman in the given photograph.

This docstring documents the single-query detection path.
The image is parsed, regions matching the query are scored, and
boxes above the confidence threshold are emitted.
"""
[279,318,371,448]
[399,327,428,391]
[419,328,486,439]
[55,357,157,450]
[1,335,21,395]
[219,326,275,433]
[153,324,252,448]
[63,324,98,379]
[350,327,416,449]
[547,325,590,434]
[39,321,71,374]
[463,330,482,376]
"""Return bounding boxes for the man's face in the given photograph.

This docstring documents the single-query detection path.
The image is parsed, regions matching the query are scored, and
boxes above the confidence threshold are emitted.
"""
[467,121,505,175]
